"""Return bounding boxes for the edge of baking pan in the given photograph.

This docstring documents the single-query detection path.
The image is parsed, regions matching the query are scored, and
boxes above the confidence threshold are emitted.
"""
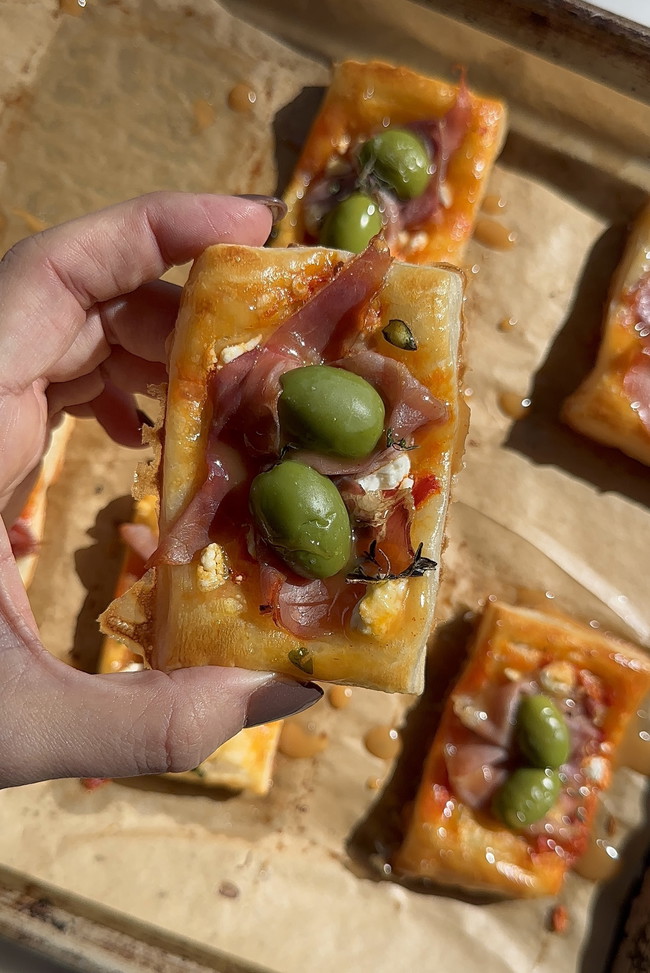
[0,865,273,973]
[418,0,650,101]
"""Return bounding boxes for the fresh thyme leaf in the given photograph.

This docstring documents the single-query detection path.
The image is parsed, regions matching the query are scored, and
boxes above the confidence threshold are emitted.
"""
[382,319,418,351]
[398,543,438,578]
[362,539,379,566]
[278,442,298,461]
[346,543,437,584]
[191,766,206,778]
[386,427,419,452]
[288,646,314,675]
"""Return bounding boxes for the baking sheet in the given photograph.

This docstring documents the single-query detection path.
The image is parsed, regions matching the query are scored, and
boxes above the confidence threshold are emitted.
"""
[1,1,650,971]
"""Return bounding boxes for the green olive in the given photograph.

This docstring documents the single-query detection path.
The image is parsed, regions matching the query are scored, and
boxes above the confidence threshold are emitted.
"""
[492,768,561,830]
[516,694,570,769]
[319,193,383,253]
[359,128,431,200]
[279,365,385,459]
[249,461,352,580]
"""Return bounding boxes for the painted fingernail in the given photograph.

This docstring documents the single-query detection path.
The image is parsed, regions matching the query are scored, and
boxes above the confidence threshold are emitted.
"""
[237,194,287,225]
[136,409,154,428]
[244,677,322,728]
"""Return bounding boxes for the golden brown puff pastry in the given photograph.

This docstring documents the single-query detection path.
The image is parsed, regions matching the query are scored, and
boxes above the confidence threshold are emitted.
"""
[99,495,281,796]
[394,601,650,897]
[273,60,507,266]
[100,242,465,694]
[563,201,650,466]
[8,415,75,588]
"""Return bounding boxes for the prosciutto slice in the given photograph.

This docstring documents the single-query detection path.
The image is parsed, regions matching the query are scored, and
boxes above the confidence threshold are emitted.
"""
[401,75,472,231]
[150,350,259,566]
[452,681,521,748]
[624,348,650,434]
[258,552,359,639]
[628,269,650,334]
[339,350,448,439]
[444,731,508,809]
[153,241,392,566]
[621,271,650,431]
[235,239,393,456]
[262,240,391,362]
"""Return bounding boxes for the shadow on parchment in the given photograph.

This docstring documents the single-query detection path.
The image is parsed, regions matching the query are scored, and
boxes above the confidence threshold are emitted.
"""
[500,130,648,225]
[71,494,134,675]
[581,830,650,973]
[344,610,502,905]
[505,221,650,511]
[271,84,325,198]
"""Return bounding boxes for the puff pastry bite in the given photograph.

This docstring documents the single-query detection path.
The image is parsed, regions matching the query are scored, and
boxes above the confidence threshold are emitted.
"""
[394,601,650,897]
[100,241,465,694]
[563,201,650,465]
[7,415,75,588]
[99,495,281,796]
[273,59,507,265]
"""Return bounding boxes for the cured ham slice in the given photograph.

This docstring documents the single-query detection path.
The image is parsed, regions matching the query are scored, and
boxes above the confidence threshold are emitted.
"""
[623,348,650,434]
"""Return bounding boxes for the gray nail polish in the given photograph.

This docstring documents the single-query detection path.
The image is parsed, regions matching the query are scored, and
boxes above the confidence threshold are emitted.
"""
[237,194,288,225]
[245,678,322,728]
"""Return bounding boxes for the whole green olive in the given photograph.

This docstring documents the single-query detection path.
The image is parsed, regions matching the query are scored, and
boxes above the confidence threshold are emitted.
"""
[279,365,385,459]
[359,128,431,200]
[319,193,383,253]
[249,460,352,580]
[492,768,561,830]
[515,694,570,769]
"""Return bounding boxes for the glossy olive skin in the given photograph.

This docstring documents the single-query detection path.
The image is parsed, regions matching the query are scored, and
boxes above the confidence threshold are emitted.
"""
[516,694,570,769]
[279,365,385,459]
[319,193,383,253]
[359,128,431,200]
[249,461,352,580]
[492,768,561,830]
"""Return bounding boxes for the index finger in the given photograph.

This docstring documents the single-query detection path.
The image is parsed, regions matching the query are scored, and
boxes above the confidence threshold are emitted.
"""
[0,192,274,393]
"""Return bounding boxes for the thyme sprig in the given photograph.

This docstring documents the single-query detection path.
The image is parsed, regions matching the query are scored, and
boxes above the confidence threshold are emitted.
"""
[386,427,419,452]
[346,542,437,584]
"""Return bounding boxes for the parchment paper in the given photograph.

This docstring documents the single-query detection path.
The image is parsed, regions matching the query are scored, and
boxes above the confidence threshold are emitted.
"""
[1,2,650,972]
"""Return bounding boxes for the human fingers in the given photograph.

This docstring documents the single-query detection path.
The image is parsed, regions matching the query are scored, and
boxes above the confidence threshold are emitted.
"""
[0,192,275,393]
[45,279,182,384]
[0,526,320,786]
[47,350,166,420]
[0,657,321,787]
[88,382,144,449]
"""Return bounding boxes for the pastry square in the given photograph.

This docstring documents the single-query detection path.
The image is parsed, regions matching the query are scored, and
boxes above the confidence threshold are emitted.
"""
[394,601,650,897]
[274,59,507,265]
[563,201,650,466]
[100,243,465,694]
[8,415,75,588]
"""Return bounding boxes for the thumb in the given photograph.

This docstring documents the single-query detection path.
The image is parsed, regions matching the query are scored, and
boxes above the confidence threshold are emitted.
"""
[0,653,322,787]
[0,524,321,787]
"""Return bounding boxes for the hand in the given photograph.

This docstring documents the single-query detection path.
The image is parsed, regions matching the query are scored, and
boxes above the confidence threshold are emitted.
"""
[0,192,321,788]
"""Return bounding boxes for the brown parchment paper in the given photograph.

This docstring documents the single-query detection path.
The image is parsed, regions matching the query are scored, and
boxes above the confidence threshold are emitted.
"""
[1,2,650,972]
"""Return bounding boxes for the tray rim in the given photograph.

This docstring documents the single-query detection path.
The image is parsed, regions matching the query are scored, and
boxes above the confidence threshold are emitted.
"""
[2,1,649,971]
[418,0,650,101]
